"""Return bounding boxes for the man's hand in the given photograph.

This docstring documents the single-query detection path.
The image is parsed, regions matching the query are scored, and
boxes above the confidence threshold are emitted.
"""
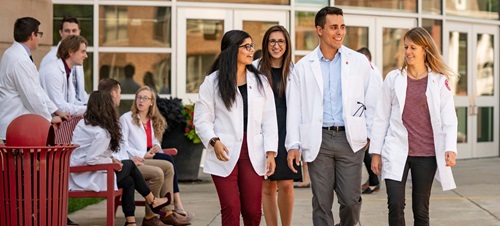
[144,151,156,159]
[371,154,382,176]
[132,156,144,166]
[54,110,70,122]
[287,149,301,173]
[51,116,63,129]
[150,145,161,154]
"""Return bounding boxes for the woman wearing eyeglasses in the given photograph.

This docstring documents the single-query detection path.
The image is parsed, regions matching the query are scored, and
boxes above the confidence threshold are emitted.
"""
[252,25,300,226]
[119,86,192,226]
[194,30,278,226]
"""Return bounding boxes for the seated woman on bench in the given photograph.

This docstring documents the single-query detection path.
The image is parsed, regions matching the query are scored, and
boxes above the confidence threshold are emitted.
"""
[69,91,171,226]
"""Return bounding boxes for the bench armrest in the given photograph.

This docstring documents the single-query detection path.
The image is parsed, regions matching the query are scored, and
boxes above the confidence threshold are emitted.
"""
[70,163,122,173]
[162,148,178,156]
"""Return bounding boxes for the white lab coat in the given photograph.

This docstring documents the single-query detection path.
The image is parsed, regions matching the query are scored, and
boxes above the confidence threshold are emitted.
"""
[285,46,382,162]
[41,42,88,105]
[194,70,278,177]
[39,58,86,116]
[69,120,118,191]
[369,68,458,191]
[0,42,58,139]
[119,111,162,159]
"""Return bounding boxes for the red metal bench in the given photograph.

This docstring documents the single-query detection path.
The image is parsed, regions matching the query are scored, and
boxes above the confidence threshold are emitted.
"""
[56,116,177,226]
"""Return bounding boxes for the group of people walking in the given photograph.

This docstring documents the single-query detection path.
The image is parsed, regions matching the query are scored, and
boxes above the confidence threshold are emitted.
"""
[193,6,458,226]
[0,5,459,226]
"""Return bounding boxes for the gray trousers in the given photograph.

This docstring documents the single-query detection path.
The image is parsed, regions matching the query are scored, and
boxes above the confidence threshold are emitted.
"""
[308,130,364,226]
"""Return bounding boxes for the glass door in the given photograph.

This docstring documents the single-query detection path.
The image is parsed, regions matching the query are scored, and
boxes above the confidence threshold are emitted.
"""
[177,8,287,102]
[375,17,416,78]
[444,23,499,158]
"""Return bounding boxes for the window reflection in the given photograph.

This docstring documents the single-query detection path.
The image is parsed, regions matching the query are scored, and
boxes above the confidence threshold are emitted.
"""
[99,6,171,47]
[382,28,408,78]
[476,34,494,96]
[344,26,368,51]
[98,53,171,94]
[456,107,468,143]
[295,11,317,51]
[186,19,224,93]
[448,32,467,96]
[83,52,94,94]
[447,0,499,20]
[422,0,442,14]
[336,0,416,12]
[422,19,442,51]
[295,0,328,6]
[243,21,278,51]
[477,107,494,142]
[53,4,94,46]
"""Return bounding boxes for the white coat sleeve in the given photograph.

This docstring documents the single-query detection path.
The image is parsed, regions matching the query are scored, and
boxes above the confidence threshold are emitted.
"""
[41,66,86,116]
[85,130,113,165]
[119,115,145,158]
[285,68,301,151]
[13,60,53,120]
[261,79,278,154]
[363,61,383,139]
[194,75,217,151]
[440,78,458,154]
[369,73,394,155]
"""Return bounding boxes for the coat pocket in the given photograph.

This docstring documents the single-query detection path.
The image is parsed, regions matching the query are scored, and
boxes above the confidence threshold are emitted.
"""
[345,116,368,151]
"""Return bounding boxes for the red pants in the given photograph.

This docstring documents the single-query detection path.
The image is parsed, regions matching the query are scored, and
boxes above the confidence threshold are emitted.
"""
[212,134,263,226]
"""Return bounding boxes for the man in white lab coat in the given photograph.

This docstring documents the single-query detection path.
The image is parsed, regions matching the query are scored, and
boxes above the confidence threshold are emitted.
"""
[0,17,69,141]
[286,7,381,226]
[39,35,88,117]
[40,16,88,105]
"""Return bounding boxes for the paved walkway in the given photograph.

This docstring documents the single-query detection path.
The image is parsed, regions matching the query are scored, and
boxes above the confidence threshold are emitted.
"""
[69,157,500,225]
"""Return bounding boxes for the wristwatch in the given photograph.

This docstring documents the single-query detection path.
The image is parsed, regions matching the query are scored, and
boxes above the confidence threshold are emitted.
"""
[209,137,220,147]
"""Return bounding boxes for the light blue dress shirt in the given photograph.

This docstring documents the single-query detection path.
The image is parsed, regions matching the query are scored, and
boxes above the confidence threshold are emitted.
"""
[318,49,344,127]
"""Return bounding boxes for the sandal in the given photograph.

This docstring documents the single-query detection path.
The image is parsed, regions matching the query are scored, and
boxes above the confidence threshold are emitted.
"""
[149,192,171,216]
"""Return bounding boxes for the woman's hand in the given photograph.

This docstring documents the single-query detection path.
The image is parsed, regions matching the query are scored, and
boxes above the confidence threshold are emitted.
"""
[144,151,156,159]
[132,156,144,166]
[445,151,456,167]
[371,154,382,176]
[111,157,123,171]
[150,145,161,154]
[265,152,276,176]
[214,140,229,162]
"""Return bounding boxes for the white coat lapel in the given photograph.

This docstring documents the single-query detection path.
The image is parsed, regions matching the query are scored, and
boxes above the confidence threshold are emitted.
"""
[426,72,440,117]
[395,70,407,117]
[309,47,323,95]
[340,47,351,109]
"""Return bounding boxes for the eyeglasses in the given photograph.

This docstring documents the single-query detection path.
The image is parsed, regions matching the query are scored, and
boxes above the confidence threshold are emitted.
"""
[269,39,285,47]
[36,32,44,38]
[136,96,152,102]
[239,43,255,51]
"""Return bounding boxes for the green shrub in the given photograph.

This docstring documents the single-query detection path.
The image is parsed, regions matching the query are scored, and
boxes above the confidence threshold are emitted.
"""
[68,198,105,214]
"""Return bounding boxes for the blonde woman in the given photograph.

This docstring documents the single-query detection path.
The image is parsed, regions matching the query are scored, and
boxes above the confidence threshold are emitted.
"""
[120,86,191,226]
[370,27,458,226]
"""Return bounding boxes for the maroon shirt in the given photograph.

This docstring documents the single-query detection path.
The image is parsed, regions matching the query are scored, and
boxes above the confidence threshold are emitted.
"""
[402,76,435,156]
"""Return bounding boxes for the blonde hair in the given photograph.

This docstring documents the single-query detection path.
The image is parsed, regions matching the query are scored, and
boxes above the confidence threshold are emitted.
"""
[131,86,167,141]
[401,27,456,80]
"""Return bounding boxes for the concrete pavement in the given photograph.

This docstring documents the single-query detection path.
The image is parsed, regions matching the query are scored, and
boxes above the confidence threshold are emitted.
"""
[69,157,500,225]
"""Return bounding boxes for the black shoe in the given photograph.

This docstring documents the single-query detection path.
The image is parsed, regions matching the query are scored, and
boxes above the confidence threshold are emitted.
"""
[362,184,380,194]
[149,192,171,216]
[67,217,79,225]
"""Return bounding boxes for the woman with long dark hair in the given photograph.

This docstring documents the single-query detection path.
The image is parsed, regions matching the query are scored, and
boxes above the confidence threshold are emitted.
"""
[194,30,278,226]
[69,91,171,226]
[254,25,300,226]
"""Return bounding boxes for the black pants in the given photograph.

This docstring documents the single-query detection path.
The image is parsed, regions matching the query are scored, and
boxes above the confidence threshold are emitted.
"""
[385,156,437,226]
[363,150,379,186]
[116,160,151,217]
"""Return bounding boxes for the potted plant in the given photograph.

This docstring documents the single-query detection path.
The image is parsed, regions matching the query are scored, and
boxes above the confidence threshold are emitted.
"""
[157,96,204,181]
